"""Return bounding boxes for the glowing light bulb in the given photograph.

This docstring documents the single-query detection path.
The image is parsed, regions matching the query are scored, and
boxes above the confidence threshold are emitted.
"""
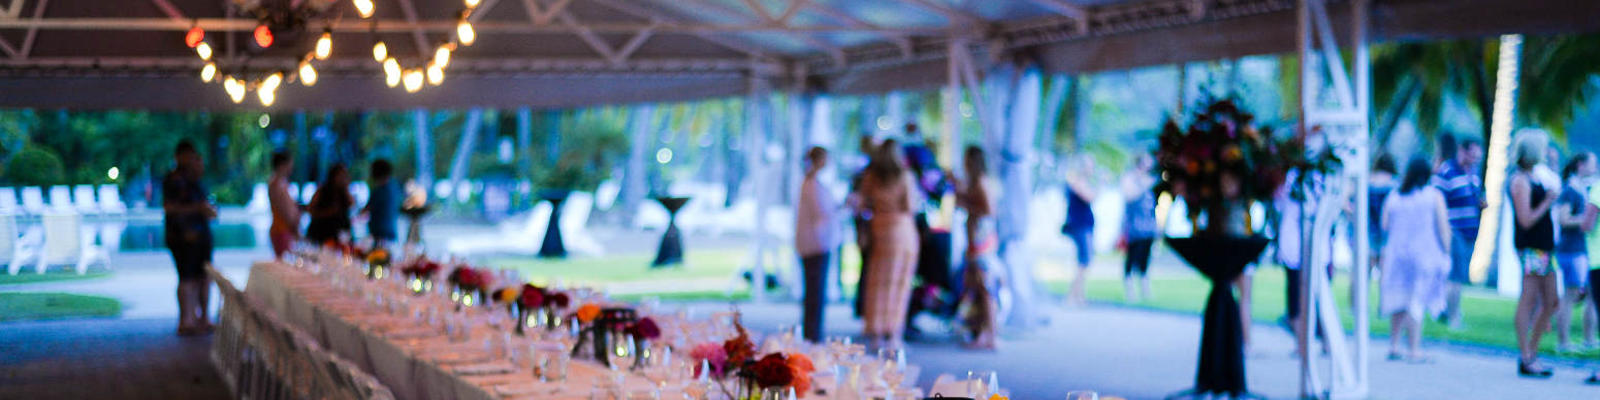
[403,69,424,93]
[260,72,283,93]
[258,86,276,106]
[465,0,481,8]
[314,30,332,60]
[353,0,375,18]
[253,25,273,48]
[433,46,451,68]
[426,63,444,85]
[107,167,120,181]
[299,62,317,86]
[195,42,213,60]
[372,41,388,62]
[383,58,401,87]
[456,20,475,46]
[185,26,205,48]
[200,62,217,82]
[224,77,246,103]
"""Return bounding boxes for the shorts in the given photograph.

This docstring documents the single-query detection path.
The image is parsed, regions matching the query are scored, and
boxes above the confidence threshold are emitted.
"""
[1448,232,1476,284]
[1124,238,1154,277]
[1556,252,1588,289]
[167,235,214,281]
[1067,227,1093,267]
[1520,249,1554,276]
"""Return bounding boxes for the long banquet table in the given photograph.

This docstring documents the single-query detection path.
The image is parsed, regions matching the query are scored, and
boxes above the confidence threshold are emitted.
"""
[244,257,947,400]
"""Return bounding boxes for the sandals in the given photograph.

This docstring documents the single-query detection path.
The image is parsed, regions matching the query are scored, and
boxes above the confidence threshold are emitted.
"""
[1518,360,1554,378]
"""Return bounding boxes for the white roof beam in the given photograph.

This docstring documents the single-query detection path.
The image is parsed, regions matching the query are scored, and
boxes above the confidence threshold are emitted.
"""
[889,0,983,27]
[1024,0,1087,21]
[395,0,433,56]
[803,1,914,58]
[521,0,572,25]
[1,0,22,18]
[0,18,946,34]
[17,0,47,58]
[467,0,504,23]
[679,0,845,66]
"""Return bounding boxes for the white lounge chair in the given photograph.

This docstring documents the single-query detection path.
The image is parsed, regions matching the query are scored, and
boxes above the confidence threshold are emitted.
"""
[444,200,554,255]
[35,211,105,275]
[245,182,270,214]
[594,180,620,211]
[73,185,99,215]
[97,185,127,214]
[20,187,47,215]
[561,192,604,256]
[0,187,18,215]
[2,213,41,275]
[48,186,75,212]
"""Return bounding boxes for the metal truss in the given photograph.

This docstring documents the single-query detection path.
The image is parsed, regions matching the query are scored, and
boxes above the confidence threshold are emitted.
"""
[1296,0,1371,399]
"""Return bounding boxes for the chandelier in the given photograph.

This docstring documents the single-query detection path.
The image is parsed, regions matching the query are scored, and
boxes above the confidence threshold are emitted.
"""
[185,0,483,106]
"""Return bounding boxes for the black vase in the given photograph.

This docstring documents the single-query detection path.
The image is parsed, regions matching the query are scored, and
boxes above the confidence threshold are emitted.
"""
[538,189,571,259]
[1164,235,1269,397]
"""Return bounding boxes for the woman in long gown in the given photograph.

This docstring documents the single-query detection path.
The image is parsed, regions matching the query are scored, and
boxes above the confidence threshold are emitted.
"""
[1379,157,1451,362]
[954,146,1003,349]
[856,138,921,349]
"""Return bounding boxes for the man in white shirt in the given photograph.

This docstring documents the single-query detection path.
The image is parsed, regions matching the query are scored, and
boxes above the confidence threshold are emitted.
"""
[796,147,841,342]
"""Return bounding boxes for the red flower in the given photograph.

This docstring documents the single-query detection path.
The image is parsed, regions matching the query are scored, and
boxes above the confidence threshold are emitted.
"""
[518,284,545,309]
[751,353,794,389]
[628,317,661,340]
[546,292,570,308]
[723,331,756,369]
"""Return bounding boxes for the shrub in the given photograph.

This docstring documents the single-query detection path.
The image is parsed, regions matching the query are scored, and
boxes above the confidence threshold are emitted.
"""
[4,146,65,186]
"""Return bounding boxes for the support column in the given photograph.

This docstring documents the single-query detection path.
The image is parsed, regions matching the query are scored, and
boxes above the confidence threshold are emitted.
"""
[1002,65,1044,329]
[621,105,656,222]
[413,109,433,191]
[747,75,772,301]
[447,109,483,203]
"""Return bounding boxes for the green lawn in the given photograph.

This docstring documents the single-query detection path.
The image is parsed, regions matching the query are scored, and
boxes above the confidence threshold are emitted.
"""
[0,271,112,285]
[0,292,122,322]
[1068,264,1600,358]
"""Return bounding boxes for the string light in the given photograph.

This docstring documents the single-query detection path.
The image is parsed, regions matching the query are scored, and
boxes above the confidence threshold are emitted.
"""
[465,0,481,8]
[299,61,317,86]
[253,25,274,48]
[433,45,452,68]
[403,69,424,93]
[426,63,444,86]
[224,77,246,104]
[195,42,213,60]
[201,62,217,82]
[258,86,277,106]
[185,26,205,48]
[456,18,475,46]
[353,0,375,18]
[383,58,401,87]
[261,72,283,93]
[314,29,333,60]
[372,41,388,62]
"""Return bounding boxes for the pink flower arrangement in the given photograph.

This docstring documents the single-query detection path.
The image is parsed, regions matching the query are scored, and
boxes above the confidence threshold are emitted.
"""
[627,317,661,340]
[690,342,728,378]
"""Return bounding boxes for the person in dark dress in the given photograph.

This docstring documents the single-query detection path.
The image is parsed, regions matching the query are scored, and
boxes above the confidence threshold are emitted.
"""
[164,140,216,336]
[1064,156,1097,306]
[850,137,877,318]
[361,159,400,246]
[306,164,354,245]
[1509,129,1559,378]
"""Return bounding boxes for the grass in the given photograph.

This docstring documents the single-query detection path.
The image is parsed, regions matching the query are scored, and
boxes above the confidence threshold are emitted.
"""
[0,292,122,322]
[0,271,112,286]
[1064,259,1600,358]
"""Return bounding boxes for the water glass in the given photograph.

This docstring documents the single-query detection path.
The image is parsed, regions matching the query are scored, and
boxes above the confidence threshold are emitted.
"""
[966,370,997,398]
[1064,391,1098,400]
[626,388,661,400]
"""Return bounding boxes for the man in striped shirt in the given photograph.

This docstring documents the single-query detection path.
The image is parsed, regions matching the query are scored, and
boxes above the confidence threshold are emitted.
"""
[1435,135,1485,329]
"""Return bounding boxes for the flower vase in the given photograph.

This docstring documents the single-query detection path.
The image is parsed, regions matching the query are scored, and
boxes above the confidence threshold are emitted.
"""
[629,338,649,371]
[515,308,529,336]
[408,277,433,296]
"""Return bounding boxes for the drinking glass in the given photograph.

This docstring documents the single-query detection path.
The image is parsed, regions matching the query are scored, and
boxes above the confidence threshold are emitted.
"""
[966,370,997,398]
[1064,391,1098,400]
[626,388,661,400]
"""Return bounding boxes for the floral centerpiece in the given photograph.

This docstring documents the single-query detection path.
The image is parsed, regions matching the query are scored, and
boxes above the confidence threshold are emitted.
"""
[689,319,817,398]
[623,317,662,370]
[1153,95,1340,236]
[364,248,391,280]
[447,265,492,308]
[400,184,431,244]
[400,258,442,295]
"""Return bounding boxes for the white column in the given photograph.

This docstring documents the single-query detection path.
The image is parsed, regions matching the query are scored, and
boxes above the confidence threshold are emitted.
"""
[447,109,483,203]
[413,109,433,190]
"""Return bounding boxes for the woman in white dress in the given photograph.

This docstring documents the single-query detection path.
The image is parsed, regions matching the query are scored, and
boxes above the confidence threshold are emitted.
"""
[1380,157,1452,362]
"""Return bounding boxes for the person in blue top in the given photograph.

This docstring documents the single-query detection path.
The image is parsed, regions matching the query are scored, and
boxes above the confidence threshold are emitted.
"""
[362,159,400,246]
[1121,155,1158,303]
[164,140,217,336]
[1553,152,1598,352]
[1063,156,1097,306]
[1433,134,1484,330]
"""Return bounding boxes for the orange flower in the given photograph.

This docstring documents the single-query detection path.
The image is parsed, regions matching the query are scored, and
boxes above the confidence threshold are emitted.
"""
[790,372,812,397]
[786,353,815,373]
[575,304,601,323]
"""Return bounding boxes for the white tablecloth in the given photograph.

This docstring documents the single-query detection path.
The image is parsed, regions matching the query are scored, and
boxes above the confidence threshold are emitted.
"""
[244,260,927,400]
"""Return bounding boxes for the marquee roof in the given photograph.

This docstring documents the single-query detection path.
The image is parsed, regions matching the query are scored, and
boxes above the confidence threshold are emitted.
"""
[0,0,1594,109]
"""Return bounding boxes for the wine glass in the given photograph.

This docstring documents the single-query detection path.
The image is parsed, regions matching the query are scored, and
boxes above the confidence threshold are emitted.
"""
[966,370,997,398]
[1064,391,1098,400]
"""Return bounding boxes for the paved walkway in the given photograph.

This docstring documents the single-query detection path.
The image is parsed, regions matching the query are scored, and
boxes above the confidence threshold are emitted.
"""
[0,318,227,400]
